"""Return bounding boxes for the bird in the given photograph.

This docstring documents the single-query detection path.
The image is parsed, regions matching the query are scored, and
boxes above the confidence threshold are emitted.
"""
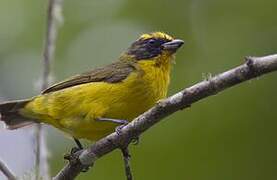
[0,32,184,149]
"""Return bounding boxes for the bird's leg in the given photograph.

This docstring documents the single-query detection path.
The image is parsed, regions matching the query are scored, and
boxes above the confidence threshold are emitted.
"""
[96,117,128,126]
[96,117,128,133]
[74,138,83,150]
[96,117,140,145]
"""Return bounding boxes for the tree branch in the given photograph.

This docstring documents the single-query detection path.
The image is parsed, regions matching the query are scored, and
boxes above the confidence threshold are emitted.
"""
[53,54,277,180]
[0,159,16,180]
[35,0,63,179]
[42,0,63,90]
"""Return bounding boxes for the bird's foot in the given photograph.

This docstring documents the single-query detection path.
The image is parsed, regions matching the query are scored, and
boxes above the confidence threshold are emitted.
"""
[63,138,90,172]
[115,124,127,135]
[63,147,90,172]
[64,137,83,163]
[115,123,140,145]
[64,142,82,160]
[63,146,81,162]
[96,117,135,140]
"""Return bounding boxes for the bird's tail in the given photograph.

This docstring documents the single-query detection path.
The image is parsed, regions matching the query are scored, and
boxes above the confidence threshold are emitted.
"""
[0,99,35,129]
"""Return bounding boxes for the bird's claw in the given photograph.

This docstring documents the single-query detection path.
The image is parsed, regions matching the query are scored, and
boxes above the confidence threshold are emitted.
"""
[71,146,82,154]
[64,146,90,172]
[115,125,140,145]
[64,146,81,161]
[115,124,126,135]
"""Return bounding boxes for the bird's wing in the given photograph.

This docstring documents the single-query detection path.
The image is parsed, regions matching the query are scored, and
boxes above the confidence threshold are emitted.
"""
[42,61,136,94]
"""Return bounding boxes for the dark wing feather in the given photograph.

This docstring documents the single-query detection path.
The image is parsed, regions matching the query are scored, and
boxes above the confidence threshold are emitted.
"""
[42,61,136,94]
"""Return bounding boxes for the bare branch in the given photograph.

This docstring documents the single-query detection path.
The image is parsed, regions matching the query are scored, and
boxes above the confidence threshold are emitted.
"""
[121,148,133,180]
[42,0,63,89]
[54,54,277,180]
[35,0,63,179]
[0,159,16,180]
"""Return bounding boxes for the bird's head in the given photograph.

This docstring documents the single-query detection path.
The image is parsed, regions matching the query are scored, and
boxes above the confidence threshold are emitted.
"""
[122,32,184,65]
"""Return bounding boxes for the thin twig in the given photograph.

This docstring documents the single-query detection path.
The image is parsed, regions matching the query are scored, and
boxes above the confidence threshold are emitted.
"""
[0,159,16,180]
[35,0,63,179]
[121,148,133,180]
[53,54,277,180]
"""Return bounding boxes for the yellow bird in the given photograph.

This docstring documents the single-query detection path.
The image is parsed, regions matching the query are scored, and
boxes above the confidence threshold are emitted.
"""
[0,32,184,148]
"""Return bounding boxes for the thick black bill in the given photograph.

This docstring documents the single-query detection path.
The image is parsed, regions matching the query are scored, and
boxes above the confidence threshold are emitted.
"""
[162,39,184,52]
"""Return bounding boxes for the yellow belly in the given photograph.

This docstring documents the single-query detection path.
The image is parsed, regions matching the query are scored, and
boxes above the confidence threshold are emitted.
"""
[21,61,170,140]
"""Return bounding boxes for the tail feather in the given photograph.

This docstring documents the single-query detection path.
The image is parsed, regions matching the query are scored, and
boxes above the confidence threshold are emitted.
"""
[0,99,36,129]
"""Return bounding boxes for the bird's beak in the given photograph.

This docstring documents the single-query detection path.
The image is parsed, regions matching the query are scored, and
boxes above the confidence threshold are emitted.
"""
[161,39,184,52]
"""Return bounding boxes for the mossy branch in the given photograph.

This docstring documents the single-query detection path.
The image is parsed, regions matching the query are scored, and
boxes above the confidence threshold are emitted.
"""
[53,54,277,180]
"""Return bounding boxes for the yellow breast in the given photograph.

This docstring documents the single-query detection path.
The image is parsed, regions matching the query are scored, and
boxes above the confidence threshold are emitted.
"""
[21,57,173,140]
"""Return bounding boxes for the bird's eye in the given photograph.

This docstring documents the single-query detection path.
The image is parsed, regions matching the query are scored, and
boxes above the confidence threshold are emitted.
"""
[148,39,156,45]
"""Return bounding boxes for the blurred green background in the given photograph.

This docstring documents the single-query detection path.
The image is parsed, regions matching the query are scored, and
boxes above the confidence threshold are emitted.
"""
[0,0,277,179]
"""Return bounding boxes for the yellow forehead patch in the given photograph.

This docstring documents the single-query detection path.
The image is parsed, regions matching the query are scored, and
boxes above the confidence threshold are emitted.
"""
[140,32,174,41]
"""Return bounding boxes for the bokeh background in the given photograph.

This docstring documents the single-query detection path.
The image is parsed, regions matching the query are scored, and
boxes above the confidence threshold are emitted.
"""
[0,0,277,179]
